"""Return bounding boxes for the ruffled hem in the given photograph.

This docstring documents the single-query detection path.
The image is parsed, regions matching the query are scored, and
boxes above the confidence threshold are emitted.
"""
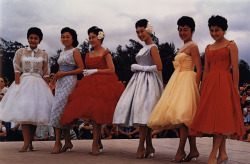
[60,74,124,124]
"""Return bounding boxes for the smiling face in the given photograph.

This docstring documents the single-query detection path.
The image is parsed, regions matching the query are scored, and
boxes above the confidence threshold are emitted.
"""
[209,26,225,41]
[136,26,150,42]
[178,25,192,43]
[89,32,101,48]
[61,32,73,48]
[28,34,40,50]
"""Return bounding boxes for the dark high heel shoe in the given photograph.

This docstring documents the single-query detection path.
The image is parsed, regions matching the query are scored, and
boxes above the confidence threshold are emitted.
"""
[184,154,199,162]
[145,149,155,158]
[61,144,73,152]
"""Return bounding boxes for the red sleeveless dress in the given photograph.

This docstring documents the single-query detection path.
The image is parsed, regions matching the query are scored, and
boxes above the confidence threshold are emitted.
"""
[190,42,245,137]
[60,50,125,124]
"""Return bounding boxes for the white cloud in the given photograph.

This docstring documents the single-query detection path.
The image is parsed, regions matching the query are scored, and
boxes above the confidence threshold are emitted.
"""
[0,0,249,64]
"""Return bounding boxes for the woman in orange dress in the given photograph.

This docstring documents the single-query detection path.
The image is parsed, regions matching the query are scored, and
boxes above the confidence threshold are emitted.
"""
[60,26,124,156]
[190,15,245,164]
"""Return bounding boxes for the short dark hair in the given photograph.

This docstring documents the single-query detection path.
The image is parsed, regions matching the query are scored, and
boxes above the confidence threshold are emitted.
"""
[61,27,79,47]
[135,19,148,29]
[208,15,228,31]
[177,16,195,32]
[88,26,104,43]
[27,27,43,43]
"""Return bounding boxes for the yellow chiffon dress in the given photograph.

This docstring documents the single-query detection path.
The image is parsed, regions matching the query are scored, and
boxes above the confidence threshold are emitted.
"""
[148,41,200,130]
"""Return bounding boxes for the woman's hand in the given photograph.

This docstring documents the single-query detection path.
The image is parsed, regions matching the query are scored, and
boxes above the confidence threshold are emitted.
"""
[55,71,67,79]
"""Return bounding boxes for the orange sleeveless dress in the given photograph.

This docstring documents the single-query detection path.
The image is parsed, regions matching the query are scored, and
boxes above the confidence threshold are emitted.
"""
[190,42,245,136]
[60,50,125,124]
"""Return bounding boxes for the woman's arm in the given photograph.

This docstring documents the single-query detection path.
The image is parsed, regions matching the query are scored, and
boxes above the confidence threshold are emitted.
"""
[229,42,239,90]
[151,46,162,71]
[190,45,202,85]
[56,49,84,79]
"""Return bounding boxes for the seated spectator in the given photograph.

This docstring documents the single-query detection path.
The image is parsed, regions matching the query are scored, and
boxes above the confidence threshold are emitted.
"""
[101,124,118,139]
[61,126,78,140]
[152,128,179,138]
[34,125,55,141]
[49,73,56,96]
[6,122,23,141]
[0,121,7,141]
[243,101,250,141]
[117,126,139,139]
[78,118,93,139]
[0,77,8,101]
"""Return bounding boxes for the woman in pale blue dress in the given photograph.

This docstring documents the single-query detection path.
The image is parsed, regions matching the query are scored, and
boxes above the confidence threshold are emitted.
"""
[113,19,163,158]
[49,27,84,154]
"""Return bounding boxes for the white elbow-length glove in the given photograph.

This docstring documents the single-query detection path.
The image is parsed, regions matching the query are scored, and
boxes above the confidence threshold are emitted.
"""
[131,64,157,72]
[83,69,98,76]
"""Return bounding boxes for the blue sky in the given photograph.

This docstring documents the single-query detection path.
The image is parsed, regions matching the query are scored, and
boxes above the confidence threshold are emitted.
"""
[0,0,249,64]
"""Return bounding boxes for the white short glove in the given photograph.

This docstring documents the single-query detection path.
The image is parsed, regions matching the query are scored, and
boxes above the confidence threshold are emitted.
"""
[83,69,98,76]
[131,64,157,72]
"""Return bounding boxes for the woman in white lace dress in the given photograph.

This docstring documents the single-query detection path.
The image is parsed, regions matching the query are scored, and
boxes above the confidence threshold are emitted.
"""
[0,27,54,152]
[49,27,84,154]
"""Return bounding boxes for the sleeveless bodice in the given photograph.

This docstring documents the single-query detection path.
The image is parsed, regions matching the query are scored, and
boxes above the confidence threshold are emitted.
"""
[173,53,194,72]
[57,48,77,66]
[85,50,109,69]
[206,47,231,73]
[135,44,156,66]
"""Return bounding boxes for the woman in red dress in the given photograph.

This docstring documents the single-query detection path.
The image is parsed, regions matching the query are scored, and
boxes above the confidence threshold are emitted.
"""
[60,26,124,156]
[190,15,245,164]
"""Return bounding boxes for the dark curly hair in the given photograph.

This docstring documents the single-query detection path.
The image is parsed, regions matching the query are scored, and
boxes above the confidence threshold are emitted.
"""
[61,27,79,47]
[135,19,148,29]
[177,16,195,32]
[88,26,104,43]
[208,15,228,31]
[27,27,43,43]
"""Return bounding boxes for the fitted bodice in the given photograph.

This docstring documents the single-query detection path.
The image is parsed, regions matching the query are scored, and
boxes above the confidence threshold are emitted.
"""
[85,50,110,69]
[135,44,156,66]
[173,53,194,72]
[13,47,50,77]
[206,47,231,73]
[58,48,77,66]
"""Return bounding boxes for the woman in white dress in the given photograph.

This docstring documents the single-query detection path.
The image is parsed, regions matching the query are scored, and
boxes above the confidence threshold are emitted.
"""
[0,27,54,152]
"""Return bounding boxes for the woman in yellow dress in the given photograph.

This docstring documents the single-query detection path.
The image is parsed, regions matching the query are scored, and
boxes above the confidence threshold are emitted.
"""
[148,16,202,162]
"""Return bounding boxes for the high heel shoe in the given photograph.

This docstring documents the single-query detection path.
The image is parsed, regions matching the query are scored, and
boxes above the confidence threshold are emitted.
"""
[184,154,199,162]
[28,147,36,151]
[217,158,228,164]
[145,149,155,158]
[172,152,186,163]
[135,150,146,159]
[19,147,29,152]
[61,144,73,152]
[51,144,62,154]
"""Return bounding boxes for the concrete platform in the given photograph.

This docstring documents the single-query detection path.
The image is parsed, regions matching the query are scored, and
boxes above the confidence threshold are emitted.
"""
[0,138,249,164]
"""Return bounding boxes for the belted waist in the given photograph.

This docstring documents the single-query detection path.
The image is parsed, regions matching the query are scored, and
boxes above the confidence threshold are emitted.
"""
[60,65,76,72]
[22,73,42,78]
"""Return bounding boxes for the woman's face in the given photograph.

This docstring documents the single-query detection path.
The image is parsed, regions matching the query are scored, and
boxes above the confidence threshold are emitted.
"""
[89,32,101,48]
[61,32,73,48]
[209,26,225,41]
[28,34,40,49]
[178,25,192,42]
[136,26,150,42]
